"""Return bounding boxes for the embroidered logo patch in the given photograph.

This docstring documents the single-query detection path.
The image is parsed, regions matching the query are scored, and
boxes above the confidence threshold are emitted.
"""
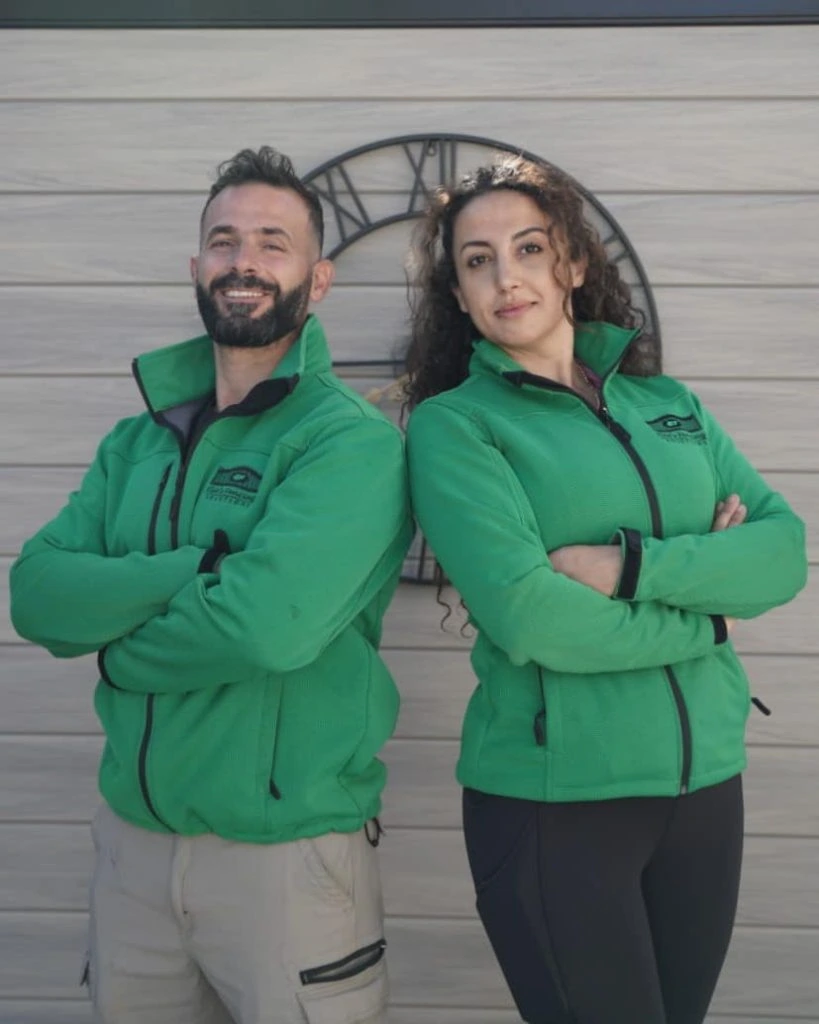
[646,414,706,444]
[205,466,262,506]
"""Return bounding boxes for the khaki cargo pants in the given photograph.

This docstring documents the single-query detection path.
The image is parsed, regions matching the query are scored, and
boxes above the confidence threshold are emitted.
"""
[84,804,388,1023]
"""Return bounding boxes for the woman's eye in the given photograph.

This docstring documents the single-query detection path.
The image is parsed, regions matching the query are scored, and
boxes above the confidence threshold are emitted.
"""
[521,241,543,255]
[466,253,488,268]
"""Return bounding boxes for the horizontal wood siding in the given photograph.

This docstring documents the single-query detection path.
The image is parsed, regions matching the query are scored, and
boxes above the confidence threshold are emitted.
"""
[0,23,816,1024]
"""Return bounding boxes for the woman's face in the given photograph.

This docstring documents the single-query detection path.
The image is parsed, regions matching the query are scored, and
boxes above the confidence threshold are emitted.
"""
[451,189,585,361]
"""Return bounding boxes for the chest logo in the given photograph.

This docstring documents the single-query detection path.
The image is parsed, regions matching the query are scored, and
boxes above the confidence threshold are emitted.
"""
[646,413,706,444]
[205,466,262,506]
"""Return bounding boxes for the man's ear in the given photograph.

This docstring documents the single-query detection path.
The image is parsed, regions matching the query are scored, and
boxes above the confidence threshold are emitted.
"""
[452,284,468,314]
[309,259,335,304]
[189,256,199,286]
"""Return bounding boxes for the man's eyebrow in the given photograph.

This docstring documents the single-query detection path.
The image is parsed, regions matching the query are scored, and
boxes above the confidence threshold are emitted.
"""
[259,226,292,242]
[459,226,548,253]
[205,225,292,242]
[205,224,236,240]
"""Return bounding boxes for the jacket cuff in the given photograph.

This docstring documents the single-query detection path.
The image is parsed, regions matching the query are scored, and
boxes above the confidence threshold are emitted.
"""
[613,527,643,600]
[97,646,122,689]
[198,529,231,573]
[710,615,729,645]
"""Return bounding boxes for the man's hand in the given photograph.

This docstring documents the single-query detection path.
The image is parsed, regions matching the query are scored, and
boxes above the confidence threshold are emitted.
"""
[712,493,747,532]
[549,544,623,597]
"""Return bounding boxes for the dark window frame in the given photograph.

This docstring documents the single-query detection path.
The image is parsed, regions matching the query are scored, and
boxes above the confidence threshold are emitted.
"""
[3,0,819,28]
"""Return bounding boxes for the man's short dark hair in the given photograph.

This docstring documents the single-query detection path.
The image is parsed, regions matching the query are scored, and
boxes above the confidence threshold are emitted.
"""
[202,146,324,251]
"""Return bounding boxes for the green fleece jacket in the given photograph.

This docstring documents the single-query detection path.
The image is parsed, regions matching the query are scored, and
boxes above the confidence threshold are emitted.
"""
[11,316,412,842]
[407,322,807,801]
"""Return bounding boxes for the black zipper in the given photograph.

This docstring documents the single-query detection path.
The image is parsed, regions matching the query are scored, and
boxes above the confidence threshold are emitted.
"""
[596,397,693,795]
[147,464,173,555]
[506,371,693,795]
[169,460,190,550]
[137,695,172,828]
[299,938,386,986]
[138,424,208,823]
[534,666,547,746]
[136,461,176,828]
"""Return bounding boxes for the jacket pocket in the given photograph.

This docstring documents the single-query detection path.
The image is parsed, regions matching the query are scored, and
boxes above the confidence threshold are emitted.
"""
[533,665,547,747]
[267,684,284,801]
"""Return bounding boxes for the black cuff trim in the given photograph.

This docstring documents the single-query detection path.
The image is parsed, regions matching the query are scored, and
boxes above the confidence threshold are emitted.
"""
[97,647,122,690]
[711,615,728,645]
[198,549,219,573]
[199,528,230,573]
[615,528,643,600]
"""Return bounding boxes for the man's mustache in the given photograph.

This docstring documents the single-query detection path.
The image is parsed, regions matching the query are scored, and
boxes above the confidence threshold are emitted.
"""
[209,273,279,298]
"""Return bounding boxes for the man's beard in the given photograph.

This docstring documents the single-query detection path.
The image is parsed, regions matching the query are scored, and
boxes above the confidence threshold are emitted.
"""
[196,272,311,349]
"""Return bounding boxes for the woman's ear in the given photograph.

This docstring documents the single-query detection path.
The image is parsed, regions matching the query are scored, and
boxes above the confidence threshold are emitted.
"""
[452,284,469,314]
[571,257,588,290]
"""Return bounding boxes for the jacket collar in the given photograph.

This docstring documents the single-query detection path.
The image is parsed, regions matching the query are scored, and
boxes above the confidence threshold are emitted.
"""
[132,313,332,417]
[469,321,640,385]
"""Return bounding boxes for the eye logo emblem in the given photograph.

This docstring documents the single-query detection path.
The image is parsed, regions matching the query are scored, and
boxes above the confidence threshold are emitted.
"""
[206,466,262,505]
[646,414,706,444]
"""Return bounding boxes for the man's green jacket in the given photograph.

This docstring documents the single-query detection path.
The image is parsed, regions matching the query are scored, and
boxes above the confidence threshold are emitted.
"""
[11,315,412,842]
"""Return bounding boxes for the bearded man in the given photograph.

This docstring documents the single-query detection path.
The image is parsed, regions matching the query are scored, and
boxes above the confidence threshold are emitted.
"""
[10,147,411,1024]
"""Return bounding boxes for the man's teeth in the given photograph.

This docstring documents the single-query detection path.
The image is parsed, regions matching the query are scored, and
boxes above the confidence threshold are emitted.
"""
[224,290,265,299]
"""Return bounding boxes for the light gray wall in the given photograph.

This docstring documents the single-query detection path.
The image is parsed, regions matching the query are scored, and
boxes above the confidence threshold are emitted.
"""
[0,25,817,1022]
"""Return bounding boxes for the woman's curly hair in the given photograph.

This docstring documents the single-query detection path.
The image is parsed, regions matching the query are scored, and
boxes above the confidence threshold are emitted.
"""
[403,156,660,410]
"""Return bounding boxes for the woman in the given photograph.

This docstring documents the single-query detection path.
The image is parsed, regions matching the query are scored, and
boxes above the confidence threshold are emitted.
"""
[403,157,807,1024]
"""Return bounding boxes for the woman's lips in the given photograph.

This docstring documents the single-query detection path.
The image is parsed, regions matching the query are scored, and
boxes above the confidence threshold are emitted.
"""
[496,302,534,318]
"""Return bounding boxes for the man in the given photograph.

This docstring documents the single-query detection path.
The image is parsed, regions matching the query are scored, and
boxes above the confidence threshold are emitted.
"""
[10,147,412,1024]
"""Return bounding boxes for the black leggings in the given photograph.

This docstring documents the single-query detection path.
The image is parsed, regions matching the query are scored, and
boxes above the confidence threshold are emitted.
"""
[462,775,743,1024]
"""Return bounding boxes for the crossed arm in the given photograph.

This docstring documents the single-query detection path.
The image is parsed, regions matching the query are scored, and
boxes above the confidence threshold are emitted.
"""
[406,396,807,674]
[11,418,411,694]
[551,494,746,630]
[550,400,807,622]
[10,436,206,658]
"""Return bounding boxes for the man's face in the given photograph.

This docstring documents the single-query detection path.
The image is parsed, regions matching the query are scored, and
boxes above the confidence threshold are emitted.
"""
[191,183,331,349]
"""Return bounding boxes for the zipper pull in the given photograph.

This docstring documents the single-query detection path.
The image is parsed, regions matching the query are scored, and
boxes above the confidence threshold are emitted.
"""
[533,709,546,746]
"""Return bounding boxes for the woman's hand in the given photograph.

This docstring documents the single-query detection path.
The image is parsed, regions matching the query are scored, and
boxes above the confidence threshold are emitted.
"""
[549,544,622,597]
[550,496,748,599]
[712,496,745,635]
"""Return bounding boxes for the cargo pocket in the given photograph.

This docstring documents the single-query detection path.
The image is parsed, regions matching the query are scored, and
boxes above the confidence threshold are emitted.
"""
[296,939,387,1024]
[287,830,388,1023]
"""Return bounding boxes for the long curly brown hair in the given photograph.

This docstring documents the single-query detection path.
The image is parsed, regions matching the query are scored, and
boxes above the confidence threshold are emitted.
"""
[403,156,659,409]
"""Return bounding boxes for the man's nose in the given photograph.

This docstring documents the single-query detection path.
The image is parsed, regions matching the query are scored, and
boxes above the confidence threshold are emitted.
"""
[231,241,257,274]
